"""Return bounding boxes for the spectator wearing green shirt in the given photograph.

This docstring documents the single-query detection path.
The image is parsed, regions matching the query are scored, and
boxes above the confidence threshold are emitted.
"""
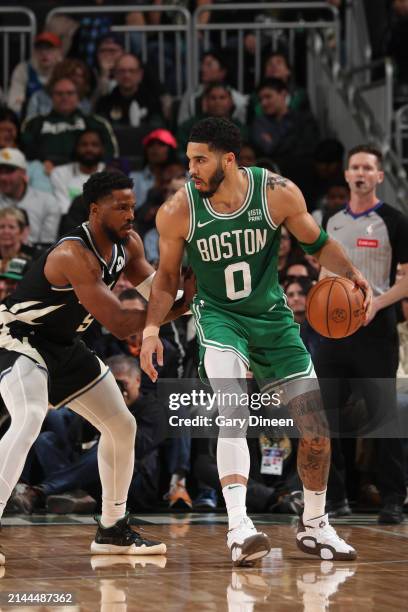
[21,78,118,168]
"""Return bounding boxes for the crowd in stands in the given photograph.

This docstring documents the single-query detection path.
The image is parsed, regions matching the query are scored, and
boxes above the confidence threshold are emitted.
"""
[0,0,407,519]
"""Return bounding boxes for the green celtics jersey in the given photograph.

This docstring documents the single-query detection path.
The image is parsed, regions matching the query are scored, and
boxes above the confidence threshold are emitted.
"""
[185,166,284,315]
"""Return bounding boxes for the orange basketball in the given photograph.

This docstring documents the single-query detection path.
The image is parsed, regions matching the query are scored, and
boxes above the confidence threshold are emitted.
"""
[306,277,365,338]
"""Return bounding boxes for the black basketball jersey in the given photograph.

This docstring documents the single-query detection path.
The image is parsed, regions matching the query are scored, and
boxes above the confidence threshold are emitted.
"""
[0,222,127,346]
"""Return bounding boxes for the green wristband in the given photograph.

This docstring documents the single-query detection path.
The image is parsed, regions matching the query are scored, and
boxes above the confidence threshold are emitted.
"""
[299,227,329,255]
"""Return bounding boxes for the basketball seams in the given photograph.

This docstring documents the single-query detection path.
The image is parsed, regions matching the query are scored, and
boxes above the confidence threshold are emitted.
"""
[306,277,364,339]
[306,277,331,337]
[326,279,335,338]
[343,280,352,337]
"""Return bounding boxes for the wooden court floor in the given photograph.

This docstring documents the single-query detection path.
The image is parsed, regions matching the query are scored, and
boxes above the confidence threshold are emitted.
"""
[0,513,407,611]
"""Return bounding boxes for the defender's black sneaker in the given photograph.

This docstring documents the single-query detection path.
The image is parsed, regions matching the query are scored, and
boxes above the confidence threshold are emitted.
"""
[378,503,405,525]
[91,513,166,555]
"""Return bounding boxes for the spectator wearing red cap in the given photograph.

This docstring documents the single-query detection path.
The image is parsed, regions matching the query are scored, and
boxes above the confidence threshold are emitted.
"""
[7,32,63,117]
[129,128,178,210]
[95,53,164,128]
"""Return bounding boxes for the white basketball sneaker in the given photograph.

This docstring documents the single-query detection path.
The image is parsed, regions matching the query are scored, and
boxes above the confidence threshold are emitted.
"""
[227,517,271,566]
[296,514,357,561]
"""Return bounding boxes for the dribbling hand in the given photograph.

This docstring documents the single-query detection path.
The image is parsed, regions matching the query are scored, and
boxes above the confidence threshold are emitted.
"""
[140,336,164,383]
[349,272,373,322]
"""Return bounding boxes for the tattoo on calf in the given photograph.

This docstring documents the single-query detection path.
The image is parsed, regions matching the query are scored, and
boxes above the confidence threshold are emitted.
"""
[266,172,288,190]
[288,390,329,437]
[288,391,331,490]
[298,437,331,490]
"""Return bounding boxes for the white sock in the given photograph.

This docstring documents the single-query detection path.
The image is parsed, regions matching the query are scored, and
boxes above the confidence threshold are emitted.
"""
[222,484,248,529]
[101,498,127,528]
[303,487,327,524]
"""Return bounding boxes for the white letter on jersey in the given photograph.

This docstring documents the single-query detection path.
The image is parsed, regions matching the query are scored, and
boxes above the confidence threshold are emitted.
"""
[256,229,267,251]
[208,235,222,261]
[196,238,210,262]
[244,229,255,255]
[220,232,233,259]
[231,230,243,257]
[225,261,251,300]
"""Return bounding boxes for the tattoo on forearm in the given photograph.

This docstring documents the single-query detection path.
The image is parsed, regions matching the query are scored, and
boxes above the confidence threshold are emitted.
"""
[266,172,288,190]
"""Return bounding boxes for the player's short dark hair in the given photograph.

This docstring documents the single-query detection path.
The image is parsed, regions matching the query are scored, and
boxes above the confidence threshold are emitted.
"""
[257,77,288,94]
[189,117,241,157]
[347,144,383,169]
[83,170,133,206]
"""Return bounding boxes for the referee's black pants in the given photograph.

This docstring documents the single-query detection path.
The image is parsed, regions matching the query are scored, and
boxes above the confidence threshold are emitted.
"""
[313,331,406,506]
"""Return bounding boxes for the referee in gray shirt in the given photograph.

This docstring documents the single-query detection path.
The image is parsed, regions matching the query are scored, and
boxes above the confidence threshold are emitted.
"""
[315,144,408,524]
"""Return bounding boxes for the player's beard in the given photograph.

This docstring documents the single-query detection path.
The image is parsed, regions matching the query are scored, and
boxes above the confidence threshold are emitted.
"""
[198,162,225,198]
[102,223,131,245]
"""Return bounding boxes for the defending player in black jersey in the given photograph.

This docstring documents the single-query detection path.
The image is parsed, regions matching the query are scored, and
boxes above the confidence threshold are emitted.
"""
[0,171,191,565]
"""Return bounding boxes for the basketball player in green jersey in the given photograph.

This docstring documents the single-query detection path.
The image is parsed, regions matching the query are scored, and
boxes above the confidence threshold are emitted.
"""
[141,118,372,566]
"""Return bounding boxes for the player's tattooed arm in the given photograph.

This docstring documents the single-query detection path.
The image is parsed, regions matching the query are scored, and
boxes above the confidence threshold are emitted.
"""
[266,171,288,191]
[265,171,299,226]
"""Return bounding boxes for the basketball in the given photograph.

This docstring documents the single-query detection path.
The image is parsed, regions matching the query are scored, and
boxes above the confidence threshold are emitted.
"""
[306,277,365,338]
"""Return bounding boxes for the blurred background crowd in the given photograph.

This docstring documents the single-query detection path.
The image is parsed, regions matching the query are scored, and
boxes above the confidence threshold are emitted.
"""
[0,0,407,521]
